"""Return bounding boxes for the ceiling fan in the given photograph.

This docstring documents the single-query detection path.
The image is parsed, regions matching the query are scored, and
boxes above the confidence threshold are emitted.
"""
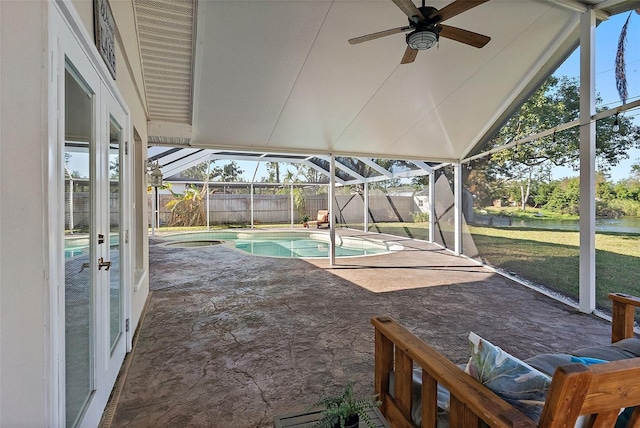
[348,0,491,64]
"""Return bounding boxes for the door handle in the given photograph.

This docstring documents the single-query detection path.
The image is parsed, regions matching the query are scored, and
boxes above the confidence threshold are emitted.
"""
[98,257,111,271]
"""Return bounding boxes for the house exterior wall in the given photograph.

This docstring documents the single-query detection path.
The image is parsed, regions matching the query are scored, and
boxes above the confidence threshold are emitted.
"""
[0,1,150,425]
[1,2,49,426]
[108,0,150,344]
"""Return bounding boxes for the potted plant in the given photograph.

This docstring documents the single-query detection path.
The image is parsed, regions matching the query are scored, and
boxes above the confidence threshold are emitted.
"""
[302,214,310,228]
[309,383,381,428]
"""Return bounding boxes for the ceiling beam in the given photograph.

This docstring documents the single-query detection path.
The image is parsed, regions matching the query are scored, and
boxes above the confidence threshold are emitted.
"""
[161,151,213,177]
[147,120,193,140]
[358,158,393,178]
[316,155,366,182]
[302,160,347,186]
[411,161,433,173]
[154,148,203,167]
[545,0,611,18]
[593,0,640,12]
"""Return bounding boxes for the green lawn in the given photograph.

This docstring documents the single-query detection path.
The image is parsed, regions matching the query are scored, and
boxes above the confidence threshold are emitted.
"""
[478,206,579,221]
[468,226,640,312]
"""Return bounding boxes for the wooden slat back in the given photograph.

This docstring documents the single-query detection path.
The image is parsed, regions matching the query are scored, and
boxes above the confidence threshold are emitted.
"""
[394,347,413,419]
[372,316,536,428]
[420,371,437,428]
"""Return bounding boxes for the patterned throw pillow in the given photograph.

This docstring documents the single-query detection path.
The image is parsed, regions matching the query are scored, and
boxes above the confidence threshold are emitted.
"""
[465,332,552,422]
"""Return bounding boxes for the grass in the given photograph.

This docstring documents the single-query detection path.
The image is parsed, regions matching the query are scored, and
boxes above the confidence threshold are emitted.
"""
[477,206,579,221]
[468,226,640,311]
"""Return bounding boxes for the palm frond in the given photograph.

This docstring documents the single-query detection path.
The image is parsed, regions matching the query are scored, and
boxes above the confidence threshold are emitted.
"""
[615,13,632,104]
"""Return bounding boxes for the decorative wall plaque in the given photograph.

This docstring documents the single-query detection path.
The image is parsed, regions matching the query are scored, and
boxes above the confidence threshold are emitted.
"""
[94,0,116,79]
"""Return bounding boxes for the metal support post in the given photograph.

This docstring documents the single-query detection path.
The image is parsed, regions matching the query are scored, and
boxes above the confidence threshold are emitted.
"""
[454,163,462,255]
[429,172,435,243]
[330,154,336,266]
[579,8,596,313]
[363,182,369,232]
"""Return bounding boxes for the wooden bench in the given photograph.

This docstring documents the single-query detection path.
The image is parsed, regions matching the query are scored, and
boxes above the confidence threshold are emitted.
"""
[372,293,640,428]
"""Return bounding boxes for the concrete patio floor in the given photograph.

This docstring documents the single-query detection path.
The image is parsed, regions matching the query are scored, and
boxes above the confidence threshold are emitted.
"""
[105,229,615,428]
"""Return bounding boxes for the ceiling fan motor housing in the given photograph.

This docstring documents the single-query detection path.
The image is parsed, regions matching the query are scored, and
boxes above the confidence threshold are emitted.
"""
[418,6,440,24]
[406,6,440,50]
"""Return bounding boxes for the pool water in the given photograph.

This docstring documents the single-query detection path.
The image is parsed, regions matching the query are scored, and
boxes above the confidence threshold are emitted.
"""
[162,231,400,259]
[64,235,119,259]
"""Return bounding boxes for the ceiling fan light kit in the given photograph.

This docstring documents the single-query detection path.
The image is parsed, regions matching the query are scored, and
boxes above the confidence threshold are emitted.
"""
[348,0,491,64]
[407,29,439,50]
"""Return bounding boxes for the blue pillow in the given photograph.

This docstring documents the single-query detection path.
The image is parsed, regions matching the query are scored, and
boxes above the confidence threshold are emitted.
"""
[569,356,607,366]
[465,332,552,422]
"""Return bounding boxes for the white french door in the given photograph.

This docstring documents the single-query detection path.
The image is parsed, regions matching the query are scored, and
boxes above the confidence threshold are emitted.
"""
[101,91,128,391]
[58,10,128,428]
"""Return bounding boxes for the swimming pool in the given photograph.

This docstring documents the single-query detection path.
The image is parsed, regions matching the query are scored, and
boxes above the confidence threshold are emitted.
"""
[161,230,402,258]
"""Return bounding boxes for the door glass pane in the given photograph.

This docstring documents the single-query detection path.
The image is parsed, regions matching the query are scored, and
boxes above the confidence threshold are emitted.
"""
[64,63,94,428]
[108,117,122,351]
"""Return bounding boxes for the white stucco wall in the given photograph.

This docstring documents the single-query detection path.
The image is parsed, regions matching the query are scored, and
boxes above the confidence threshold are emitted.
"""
[0,1,49,425]
[1,0,151,424]
[109,0,150,332]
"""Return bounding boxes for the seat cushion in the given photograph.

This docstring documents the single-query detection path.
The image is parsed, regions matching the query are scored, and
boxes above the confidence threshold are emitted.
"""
[524,338,640,376]
[525,354,607,377]
[571,338,640,361]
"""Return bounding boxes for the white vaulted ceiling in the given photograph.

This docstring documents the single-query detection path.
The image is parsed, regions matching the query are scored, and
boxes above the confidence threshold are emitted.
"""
[137,0,640,162]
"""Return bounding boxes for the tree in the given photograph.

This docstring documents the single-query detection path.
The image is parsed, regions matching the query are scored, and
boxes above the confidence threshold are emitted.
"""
[211,161,244,182]
[369,159,402,191]
[613,160,640,202]
[544,177,580,215]
[484,76,640,209]
[109,157,119,179]
[631,160,640,178]
[264,162,281,183]
[298,164,325,183]
[180,160,214,180]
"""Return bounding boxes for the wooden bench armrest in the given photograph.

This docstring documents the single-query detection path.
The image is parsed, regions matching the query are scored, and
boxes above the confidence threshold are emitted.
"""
[608,293,640,343]
[372,316,536,428]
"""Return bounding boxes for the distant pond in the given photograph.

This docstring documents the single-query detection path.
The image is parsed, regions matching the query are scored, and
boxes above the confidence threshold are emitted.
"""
[510,217,640,234]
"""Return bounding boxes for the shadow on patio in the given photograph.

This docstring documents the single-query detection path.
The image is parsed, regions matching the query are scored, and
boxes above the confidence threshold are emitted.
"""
[104,231,614,428]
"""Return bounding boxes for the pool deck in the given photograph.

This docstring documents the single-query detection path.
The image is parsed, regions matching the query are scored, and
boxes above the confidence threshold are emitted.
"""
[104,228,618,428]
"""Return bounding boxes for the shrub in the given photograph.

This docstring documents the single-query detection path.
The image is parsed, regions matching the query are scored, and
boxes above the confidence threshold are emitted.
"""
[411,211,430,222]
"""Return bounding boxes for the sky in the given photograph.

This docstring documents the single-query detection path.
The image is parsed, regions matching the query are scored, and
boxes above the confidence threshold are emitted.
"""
[551,11,640,182]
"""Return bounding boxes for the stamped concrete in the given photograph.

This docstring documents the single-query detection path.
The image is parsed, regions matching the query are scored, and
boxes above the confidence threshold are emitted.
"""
[107,230,615,428]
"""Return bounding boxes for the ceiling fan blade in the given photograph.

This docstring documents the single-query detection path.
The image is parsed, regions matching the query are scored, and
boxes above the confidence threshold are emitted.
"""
[391,0,424,21]
[429,0,489,22]
[400,46,418,64]
[438,24,491,48]
[348,26,412,45]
